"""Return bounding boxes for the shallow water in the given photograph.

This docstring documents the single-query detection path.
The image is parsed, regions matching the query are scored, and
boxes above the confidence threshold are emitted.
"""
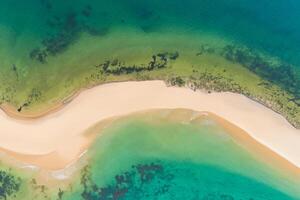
[0,111,300,199]
[1,0,300,64]
[0,0,299,105]
[58,111,300,200]
[0,1,300,199]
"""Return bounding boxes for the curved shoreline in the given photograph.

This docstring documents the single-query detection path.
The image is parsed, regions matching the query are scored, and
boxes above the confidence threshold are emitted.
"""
[0,80,299,171]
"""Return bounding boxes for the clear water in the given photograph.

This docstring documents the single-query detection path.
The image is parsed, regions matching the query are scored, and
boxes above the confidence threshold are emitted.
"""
[0,0,299,109]
[60,112,300,200]
[1,0,300,65]
[0,1,300,199]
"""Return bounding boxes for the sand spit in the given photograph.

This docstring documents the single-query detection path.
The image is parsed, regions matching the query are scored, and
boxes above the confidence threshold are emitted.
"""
[0,81,298,170]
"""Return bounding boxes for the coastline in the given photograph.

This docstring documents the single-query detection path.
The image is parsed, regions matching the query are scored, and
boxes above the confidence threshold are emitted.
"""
[0,80,298,172]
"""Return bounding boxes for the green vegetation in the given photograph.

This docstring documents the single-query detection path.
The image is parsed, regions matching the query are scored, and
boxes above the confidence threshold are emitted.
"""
[29,5,106,64]
[0,170,21,200]
[0,30,298,128]
[222,45,300,101]
[0,1,299,199]
[79,162,172,200]
[0,163,72,200]
[95,52,178,76]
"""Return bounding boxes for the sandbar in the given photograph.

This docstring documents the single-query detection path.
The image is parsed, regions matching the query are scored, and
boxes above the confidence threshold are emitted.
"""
[0,81,299,171]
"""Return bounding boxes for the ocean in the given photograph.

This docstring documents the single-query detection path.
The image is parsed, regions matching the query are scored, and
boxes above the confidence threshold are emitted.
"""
[0,0,300,82]
[0,0,299,98]
[1,0,300,65]
[60,110,300,199]
[0,1,299,199]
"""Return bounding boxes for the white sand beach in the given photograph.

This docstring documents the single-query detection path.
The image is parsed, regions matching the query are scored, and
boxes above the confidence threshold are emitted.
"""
[0,80,299,170]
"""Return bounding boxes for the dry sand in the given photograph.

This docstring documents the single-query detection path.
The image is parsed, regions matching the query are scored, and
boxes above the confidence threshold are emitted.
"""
[0,80,299,170]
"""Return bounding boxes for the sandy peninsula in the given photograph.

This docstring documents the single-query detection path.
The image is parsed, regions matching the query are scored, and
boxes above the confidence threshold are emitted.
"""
[0,80,299,170]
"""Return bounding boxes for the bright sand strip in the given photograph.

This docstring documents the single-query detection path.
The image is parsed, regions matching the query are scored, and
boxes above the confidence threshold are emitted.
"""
[0,80,299,170]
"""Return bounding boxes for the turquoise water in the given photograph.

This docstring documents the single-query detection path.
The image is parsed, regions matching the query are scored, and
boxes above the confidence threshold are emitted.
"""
[0,0,299,113]
[0,0,299,95]
[0,1,300,199]
[76,162,294,200]
[1,0,300,64]
[60,112,300,200]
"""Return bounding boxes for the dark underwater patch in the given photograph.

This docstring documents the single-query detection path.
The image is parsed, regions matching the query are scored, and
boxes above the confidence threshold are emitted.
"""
[0,170,21,200]
[222,45,300,100]
[78,161,294,200]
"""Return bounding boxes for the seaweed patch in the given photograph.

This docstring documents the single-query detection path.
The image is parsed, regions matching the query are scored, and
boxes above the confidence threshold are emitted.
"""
[80,162,172,200]
[0,170,21,199]
[29,6,108,63]
[222,45,300,100]
[95,52,179,75]
[17,88,42,112]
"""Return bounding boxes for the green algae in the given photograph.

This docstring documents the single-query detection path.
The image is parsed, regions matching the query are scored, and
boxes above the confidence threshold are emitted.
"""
[0,0,298,127]
[74,162,294,200]
[0,0,299,198]
[0,169,21,199]
[0,29,298,127]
